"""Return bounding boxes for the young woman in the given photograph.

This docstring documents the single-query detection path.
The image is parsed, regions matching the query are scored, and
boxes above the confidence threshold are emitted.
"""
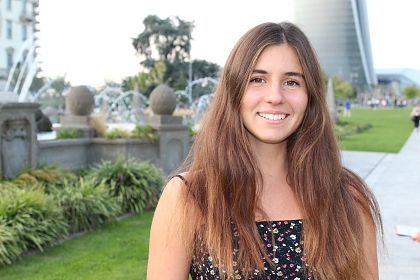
[147,22,382,280]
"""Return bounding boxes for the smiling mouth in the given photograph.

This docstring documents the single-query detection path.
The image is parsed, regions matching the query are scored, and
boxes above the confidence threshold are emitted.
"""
[258,113,287,120]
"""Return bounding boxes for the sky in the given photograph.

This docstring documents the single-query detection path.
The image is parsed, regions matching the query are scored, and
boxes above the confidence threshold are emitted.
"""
[36,0,420,87]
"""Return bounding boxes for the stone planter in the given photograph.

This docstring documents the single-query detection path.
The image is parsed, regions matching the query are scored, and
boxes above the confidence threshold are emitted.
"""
[38,138,90,169]
[89,138,159,166]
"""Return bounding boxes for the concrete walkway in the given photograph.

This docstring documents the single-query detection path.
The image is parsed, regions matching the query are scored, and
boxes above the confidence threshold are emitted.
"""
[342,130,420,279]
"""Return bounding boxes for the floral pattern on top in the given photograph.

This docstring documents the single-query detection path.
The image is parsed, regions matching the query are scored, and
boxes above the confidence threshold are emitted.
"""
[190,220,311,280]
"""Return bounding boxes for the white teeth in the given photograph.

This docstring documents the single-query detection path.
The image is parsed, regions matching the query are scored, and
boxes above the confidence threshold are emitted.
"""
[259,113,286,120]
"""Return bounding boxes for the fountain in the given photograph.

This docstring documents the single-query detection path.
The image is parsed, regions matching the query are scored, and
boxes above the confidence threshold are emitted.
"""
[3,34,39,102]
[91,76,218,130]
[29,75,68,103]
[174,76,218,105]
[95,85,148,125]
[174,76,218,126]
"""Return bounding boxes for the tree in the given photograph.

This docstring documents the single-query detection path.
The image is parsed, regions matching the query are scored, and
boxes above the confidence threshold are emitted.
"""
[332,76,355,99]
[50,76,71,96]
[190,59,220,80]
[130,15,221,95]
[149,61,167,85]
[403,85,420,99]
[30,75,45,92]
[122,62,170,97]
[174,73,187,91]
[137,72,150,93]
[132,15,193,65]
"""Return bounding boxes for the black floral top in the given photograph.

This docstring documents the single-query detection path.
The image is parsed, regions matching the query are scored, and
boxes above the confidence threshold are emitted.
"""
[190,219,311,280]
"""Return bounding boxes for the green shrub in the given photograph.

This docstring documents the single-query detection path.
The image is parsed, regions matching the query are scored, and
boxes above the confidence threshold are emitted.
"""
[334,121,372,140]
[56,128,79,139]
[130,124,158,142]
[86,157,164,213]
[103,128,131,139]
[0,188,68,265]
[187,121,197,136]
[52,178,121,233]
[104,125,159,141]
[9,165,77,189]
[0,181,17,191]
[0,219,21,265]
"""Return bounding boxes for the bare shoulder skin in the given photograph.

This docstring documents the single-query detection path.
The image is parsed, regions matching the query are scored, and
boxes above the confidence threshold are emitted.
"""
[147,175,192,280]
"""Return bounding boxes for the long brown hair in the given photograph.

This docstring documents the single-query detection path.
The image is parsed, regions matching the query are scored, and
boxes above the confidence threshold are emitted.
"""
[174,22,382,279]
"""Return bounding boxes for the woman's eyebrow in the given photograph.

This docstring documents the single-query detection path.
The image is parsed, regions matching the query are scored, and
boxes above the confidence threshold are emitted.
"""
[285,71,305,79]
[251,69,267,74]
[251,69,305,79]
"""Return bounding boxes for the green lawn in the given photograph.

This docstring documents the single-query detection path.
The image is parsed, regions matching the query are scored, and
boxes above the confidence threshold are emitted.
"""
[0,212,153,280]
[339,107,413,153]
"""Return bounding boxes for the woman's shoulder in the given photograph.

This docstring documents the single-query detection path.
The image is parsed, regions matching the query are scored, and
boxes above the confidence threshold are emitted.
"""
[150,171,195,239]
[148,172,194,279]
[160,172,190,207]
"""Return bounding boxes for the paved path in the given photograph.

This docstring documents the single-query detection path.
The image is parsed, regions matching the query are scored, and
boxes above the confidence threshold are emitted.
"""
[342,130,420,279]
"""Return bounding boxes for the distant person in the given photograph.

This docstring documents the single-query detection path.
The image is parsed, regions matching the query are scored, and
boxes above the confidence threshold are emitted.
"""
[375,98,380,110]
[410,102,420,132]
[344,99,351,117]
[148,22,382,280]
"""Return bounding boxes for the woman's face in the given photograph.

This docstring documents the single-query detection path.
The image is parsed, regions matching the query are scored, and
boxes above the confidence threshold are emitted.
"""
[240,44,308,147]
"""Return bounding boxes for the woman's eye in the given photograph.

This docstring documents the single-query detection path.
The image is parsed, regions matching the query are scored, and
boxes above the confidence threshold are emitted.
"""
[250,77,264,83]
[285,80,298,86]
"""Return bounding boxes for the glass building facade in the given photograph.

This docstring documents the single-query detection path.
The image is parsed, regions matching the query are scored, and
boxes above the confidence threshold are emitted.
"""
[294,0,377,89]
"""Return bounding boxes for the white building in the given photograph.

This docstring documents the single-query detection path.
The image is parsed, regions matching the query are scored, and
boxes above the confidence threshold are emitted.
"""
[0,0,39,90]
[294,0,377,90]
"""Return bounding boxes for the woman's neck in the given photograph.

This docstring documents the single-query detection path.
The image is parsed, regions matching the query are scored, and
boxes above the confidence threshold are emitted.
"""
[252,142,288,178]
[251,142,302,221]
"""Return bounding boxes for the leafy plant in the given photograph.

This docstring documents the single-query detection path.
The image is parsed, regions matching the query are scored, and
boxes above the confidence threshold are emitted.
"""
[187,121,197,136]
[103,125,158,141]
[130,124,158,142]
[103,128,131,139]
[56,128,79,139]
[0,181,18,192]
[86,157,164,213]
[0,219,21,265]
[52,178,121,233]
[334,121,372,140]
[10,165,76,188]
[0,187,68,265]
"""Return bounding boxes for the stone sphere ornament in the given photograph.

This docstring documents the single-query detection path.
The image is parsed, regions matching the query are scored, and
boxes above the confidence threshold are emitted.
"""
[66,85,95,116]
[149,84,176,115]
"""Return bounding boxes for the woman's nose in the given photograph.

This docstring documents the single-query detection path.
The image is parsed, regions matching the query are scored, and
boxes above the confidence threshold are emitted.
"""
[265,82,286,104]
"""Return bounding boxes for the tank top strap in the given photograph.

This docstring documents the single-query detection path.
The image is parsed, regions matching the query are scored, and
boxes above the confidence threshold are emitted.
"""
[172,174,188,185]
